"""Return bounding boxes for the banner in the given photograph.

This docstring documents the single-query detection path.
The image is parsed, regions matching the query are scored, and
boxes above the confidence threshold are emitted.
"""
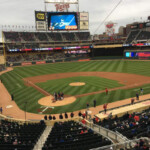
[36,61,46,64]
[45,0,78,4]
[22,62,32,66]
[78,59,90,62]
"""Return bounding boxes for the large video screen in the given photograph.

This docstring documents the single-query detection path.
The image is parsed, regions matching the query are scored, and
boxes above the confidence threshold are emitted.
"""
[48,12,78,30]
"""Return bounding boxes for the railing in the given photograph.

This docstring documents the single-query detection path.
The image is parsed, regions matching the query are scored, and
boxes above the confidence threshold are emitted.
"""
[0,114,82,126]
[90,137,150,150]
[78,119,150,150]
[79,120,129,144]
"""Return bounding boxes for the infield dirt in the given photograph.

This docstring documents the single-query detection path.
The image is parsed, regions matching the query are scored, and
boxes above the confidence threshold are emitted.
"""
[24,72,150,98]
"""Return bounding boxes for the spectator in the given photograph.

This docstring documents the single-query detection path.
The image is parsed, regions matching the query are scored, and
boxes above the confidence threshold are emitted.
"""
[80,130,84,134]
[88,128,93,133]
[139,139,144,148]
[59,138,64,143]
[13,139,18,145]
[134,115,140,122]
[59,113,63,119]
[81,119,86,124]
[40,119,45,125]
[93,118,96,124]
[65,112,68,119]
[95,117,99,123]
[44,115,47,120]
[52,116,56,120]
[70,112,74,118]
[78,111,82,117]
[49,115,52,120]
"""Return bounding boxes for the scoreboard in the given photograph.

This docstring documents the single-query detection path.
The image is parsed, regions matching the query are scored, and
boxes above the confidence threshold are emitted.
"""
[35,11,89,31]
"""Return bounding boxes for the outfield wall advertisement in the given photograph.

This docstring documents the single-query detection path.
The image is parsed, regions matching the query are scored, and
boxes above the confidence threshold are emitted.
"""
[8,46,92,52]
[125,51,150,59]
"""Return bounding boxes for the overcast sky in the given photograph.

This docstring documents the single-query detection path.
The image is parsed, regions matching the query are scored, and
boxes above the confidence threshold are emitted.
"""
[0,0,150,36]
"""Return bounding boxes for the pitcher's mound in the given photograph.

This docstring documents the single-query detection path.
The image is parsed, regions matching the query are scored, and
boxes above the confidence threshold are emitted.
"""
[38,96,76,107]
[69,82,85,86]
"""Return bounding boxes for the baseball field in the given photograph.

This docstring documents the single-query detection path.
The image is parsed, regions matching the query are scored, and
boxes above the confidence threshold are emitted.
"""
[1,60,150,114]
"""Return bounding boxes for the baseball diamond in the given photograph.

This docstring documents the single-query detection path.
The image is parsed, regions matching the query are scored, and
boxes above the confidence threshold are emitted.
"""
[1,60,150,114]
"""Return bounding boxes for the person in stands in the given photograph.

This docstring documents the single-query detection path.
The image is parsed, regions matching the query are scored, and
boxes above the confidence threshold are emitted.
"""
[44,115,47,120]
[65,112,68,119]
[59,113,63,119]
[70,112,74,118]
[49,115,52,120]
[78,111,82,117]
[52,116,56,120]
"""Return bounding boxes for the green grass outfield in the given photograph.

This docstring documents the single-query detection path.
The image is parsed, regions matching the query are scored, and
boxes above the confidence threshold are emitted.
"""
[1,60,150,114]
[36,76,123,96]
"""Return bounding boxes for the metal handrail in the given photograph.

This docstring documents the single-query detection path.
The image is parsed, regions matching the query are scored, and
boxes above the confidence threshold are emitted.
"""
[90,137,150,150]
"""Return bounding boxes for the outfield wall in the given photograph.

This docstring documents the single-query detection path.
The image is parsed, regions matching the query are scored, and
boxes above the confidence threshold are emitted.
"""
[6,55,124,67]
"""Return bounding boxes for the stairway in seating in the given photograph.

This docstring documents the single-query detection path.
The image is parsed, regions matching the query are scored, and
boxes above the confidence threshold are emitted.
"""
[33,126,52,150]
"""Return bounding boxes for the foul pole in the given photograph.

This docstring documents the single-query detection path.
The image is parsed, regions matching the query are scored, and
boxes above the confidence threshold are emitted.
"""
[2,31,6,68]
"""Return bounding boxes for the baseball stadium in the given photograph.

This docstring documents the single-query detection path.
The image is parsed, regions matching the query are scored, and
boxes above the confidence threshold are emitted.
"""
[0,0,150,150]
